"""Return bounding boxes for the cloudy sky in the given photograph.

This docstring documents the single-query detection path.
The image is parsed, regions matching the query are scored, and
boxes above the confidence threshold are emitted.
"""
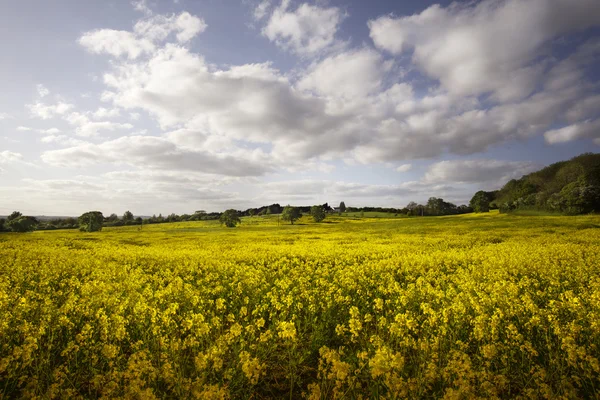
[1,0,599,215]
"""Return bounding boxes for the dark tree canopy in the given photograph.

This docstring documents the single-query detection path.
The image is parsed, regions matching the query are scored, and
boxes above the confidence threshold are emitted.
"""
[310,205,326,222]
[123,210,134,222]
[470,191,494,213]
[7,211,22,223]
[7,216,38,232]
[339,201,346,213]
[79,211,104,232]
[472,153,600,214]
[282,205,301,225]
[220,209,241,228]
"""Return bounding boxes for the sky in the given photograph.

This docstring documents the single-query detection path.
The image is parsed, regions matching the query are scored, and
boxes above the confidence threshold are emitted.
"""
[1,0,599,216]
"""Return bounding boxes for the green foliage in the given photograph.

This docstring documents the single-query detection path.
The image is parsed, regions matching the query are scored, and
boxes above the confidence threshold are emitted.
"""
[470,191,494,213]
[282,205,301,224]
[123,210,134,222]
[339,201,346,213]
[220,209,241,228]
[78,211,104,232]
[7,216,38,232]
[310,205,326,222]
[7,211,22,223]
[477,153,600,215]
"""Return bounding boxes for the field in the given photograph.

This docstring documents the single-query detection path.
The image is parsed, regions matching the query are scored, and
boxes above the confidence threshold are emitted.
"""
[1,212,600,399]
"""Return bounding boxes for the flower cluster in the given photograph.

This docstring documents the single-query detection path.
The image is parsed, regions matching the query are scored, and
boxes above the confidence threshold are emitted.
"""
[0,213,599,398]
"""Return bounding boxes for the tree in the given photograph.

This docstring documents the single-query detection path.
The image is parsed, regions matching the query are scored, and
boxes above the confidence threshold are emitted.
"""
[339,201,346,213]
[310,205,326,222]
[470,191,493,213]
[282,205,301,225]
[7,211,22,223]
[78,211,104,232]
[220,209,241,228]
[107,213,119,222]
[123,210,134,222]
[7,216,38,232]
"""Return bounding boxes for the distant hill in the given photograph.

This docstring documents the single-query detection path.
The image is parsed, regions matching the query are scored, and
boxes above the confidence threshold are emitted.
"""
[475,153,600,214]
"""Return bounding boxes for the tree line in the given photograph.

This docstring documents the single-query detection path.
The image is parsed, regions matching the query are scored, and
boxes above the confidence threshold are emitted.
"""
[468,153,600,214]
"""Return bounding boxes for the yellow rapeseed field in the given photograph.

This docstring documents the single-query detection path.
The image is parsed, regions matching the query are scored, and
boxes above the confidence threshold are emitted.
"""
[1,212,599,399]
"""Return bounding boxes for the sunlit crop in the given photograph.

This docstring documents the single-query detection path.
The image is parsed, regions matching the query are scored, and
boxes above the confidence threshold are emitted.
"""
[1,212,599,398]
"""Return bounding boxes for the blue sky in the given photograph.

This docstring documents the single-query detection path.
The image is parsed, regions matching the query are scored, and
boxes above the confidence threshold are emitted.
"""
[1,0,599,215]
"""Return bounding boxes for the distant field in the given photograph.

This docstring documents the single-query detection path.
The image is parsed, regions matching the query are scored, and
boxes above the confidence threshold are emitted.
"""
[1,213,600,398]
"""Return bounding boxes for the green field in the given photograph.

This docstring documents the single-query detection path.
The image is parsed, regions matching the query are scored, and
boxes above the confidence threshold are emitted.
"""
[1,212,600,398]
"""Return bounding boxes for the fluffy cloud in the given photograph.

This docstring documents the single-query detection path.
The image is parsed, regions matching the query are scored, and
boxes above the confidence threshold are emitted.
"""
[79,30,155,59]
[36,84,50,98]
[41,135,273,177]
[92,107,120,119]
[102,45,345,155]
[254,0,271,20]
[0,113,11,120]
[544,119,600,145]
[396,164,412,173]
[424,160,540,184]
[369,0,600,101]
[63,112,133,137]
[79,11,206,59]
[298,48,388,100]
[133,12,207,43]
[28,101,74,119]
[262,0,345,56]
[0,151,23,164]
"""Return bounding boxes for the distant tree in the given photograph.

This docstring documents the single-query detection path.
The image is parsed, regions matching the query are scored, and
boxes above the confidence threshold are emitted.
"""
[7,216,38,232]
[220,209,241,228]
[78,211,104,232]
[339,201,346,213]
[0,218,6,232]
[282,205,301,225]
[265,207,271,215]
[107,213,119,222]
[248,209,255,217]
[135,217,143,224]
[123,210,134,222]
[470,191,493,213]
[310,205,326,222]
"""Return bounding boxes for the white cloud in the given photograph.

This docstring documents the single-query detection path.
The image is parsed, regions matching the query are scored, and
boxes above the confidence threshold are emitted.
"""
[17,126,32,131]
[103,45,344,151]
[369,0,600,101]
[262,0,346,56]
[28,101,74,119]
[424,159,540,184]
[254,0,271,20]
[396,164,412,172]
[36,84,50,98]
[79,11,206,60]
[0,151,23,164]
[79,29,155,59]
[129,112,141,121]
[41,135,273,177]
[132,0,152,16]
[64,112,133,137]
[133,12,207,43]
[0,113,11,120]
[544,119,600,144]
[92,107,121,119]
[40,135,85,146]
[298,48,388,100]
